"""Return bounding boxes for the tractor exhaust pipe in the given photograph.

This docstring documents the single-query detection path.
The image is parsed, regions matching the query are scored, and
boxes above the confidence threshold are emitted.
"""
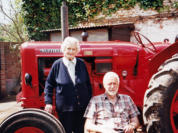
[81,30,88,41]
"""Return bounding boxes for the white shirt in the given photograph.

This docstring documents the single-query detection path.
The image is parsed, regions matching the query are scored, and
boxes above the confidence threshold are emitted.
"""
[63,57,76,85]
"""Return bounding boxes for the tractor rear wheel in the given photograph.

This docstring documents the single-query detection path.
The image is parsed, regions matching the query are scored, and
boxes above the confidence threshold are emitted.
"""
[0,108,65,133]
[143,54,178,133]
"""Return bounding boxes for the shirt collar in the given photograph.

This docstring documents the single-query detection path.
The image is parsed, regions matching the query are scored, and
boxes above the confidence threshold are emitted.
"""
[63,57,77,66]
[102,93,120,101]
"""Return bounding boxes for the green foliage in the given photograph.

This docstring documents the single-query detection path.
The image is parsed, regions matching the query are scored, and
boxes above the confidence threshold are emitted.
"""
[22,0,167,41]
[21,0,61,40]
[137,0,163,10]
[0,36,5,41]
[173,2,178,8]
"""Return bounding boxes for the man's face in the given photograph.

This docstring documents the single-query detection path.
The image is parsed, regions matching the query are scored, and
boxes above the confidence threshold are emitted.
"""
[63,43,78,60]
[104,76,119,96]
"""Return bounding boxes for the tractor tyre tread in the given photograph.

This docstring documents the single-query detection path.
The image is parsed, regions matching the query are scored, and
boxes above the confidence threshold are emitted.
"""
[0,108,66,133]
[143,54,178,133]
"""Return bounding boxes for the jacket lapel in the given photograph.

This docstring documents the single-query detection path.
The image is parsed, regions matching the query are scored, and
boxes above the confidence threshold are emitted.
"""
[57,60,74,85]
[75,59,81,85]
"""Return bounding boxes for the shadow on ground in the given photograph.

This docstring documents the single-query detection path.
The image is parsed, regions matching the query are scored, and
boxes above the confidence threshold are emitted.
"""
[0,95,16,103]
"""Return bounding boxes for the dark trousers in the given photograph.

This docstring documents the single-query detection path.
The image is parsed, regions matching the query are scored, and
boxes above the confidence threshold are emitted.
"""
[58,111,85,133]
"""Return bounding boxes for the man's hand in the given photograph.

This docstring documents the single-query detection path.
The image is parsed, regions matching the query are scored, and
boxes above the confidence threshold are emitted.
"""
[44,104,53,114]
[123,124,135,133]
[124,116,140,133]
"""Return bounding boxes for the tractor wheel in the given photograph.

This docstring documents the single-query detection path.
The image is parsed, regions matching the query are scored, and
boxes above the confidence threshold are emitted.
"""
[143,54,178,133]
[0,108,65,133]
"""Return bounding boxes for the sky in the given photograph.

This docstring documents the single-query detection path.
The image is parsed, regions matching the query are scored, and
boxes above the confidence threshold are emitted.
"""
[0,0,14,24]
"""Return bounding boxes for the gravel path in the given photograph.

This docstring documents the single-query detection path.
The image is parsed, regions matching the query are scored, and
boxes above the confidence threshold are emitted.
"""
[0,96,23,123]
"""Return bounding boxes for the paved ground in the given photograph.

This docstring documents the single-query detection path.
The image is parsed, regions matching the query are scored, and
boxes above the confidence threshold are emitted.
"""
[0,95,23,123]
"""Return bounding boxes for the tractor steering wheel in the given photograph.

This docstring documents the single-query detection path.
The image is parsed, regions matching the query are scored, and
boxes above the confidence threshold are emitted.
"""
[133,32,157,52]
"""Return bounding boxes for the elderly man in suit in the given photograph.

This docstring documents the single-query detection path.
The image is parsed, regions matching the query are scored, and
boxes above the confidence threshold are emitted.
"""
[44,36,92,133]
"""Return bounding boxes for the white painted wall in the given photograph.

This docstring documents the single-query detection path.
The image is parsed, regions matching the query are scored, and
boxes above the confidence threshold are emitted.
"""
[70,30,83,41]
[131,18,178,44]
[50,32,61,41]
[87,29,108,41]
[50,29,108,42]
[50,18,178,44]
[93,2,178,44]
[50,3,178,44]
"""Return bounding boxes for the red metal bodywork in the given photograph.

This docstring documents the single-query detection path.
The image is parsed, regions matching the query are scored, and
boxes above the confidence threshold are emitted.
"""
[18,40,178,112]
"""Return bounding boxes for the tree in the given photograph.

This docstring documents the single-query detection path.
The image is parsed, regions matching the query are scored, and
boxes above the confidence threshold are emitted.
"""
[0,0,28,42]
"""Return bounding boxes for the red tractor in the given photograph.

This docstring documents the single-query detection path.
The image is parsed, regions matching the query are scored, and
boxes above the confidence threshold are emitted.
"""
[0,32,177,133]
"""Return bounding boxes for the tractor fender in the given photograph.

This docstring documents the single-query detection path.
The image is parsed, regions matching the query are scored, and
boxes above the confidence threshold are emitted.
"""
[0,108,65,133]
[143,54,178,133]
[149,42,178,76]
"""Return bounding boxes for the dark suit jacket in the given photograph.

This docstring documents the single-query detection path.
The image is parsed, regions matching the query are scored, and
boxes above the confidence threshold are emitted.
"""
[44,58,92,112]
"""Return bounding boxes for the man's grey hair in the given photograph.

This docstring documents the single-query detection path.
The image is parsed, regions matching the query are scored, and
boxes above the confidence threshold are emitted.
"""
[61,36,80,53]
[103,72,120,86]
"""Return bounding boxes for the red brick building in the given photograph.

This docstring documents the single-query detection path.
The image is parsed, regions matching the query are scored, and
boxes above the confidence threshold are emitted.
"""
[0,42,21,98]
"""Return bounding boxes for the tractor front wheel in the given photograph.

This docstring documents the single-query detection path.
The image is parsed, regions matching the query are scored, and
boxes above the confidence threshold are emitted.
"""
[0,108,65,133]
[143,54,178,133]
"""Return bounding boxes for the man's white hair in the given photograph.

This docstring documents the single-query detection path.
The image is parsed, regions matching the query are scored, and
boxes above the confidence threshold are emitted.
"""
[61,36,80,53]
[103,72,120,86]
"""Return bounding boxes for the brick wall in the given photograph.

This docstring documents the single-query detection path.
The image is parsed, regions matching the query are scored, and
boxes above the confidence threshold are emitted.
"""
[0,42,21,98]
[0,43,6,98]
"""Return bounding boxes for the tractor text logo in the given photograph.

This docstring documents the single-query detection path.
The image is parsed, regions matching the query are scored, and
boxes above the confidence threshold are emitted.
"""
[40,49,61,53]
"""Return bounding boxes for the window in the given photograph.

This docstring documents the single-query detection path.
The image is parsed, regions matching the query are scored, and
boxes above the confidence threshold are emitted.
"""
[96,63,112,73]
[95,57,112,74]
[109,24,134,41]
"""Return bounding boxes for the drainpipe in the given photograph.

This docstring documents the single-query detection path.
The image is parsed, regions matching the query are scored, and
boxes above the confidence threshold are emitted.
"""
[61,0,69,41]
